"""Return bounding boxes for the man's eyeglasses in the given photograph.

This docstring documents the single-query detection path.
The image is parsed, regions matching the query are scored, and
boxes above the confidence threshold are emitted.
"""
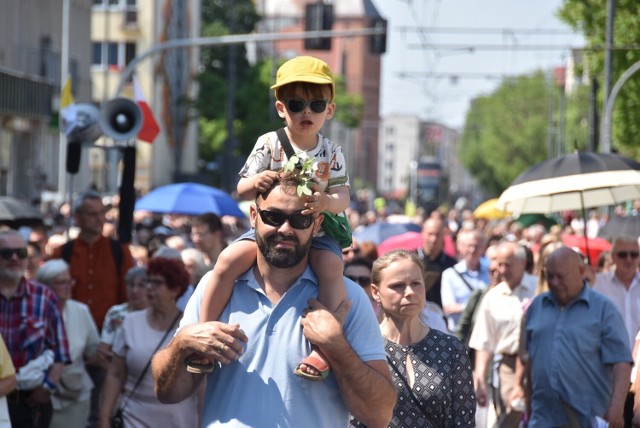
[0,248,28,260]
[256,207,314,230]
[282,98,328,114]
[616,251,639,259]
[346,275,370,286]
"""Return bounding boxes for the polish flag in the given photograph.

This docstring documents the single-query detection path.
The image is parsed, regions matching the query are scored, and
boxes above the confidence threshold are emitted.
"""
[133,76,160,144]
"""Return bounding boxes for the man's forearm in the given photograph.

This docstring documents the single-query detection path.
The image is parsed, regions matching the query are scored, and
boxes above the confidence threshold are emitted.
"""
[152,339,204,404]
[610,362,631,409]
[474,349,492,383]
[0,375,16,397]
[323,337,395,428]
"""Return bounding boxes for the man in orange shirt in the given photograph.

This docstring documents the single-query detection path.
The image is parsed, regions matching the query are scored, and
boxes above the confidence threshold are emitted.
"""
[50,190,134,428]
[52,191,134,330]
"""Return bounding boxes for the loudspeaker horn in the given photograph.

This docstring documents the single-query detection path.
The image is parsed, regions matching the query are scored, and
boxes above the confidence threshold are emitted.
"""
[99,97,143,141]
[66,103,102,144]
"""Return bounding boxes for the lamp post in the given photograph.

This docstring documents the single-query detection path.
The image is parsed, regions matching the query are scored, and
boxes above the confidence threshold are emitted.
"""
[599,59,640,154]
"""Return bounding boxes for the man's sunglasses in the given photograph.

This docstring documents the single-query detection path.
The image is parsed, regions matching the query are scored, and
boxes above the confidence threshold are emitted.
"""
[616,251,639,259]
[256,207,314,229]
[0,247,28,260]
[282,98,328,114]
[346,275,370,286]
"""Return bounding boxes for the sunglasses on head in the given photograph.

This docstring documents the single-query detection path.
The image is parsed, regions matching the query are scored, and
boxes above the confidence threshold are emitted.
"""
[256,207,314,230]
[0,247,28,260]
[282,98,328,114]
[616,251,639,259]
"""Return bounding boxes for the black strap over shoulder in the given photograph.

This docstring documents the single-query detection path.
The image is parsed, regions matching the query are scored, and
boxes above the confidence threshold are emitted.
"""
[276,127,296,159]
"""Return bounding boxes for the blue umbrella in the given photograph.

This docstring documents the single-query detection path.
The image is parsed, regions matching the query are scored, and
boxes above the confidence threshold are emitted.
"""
[353,222,421,245]
[135,182,245,217]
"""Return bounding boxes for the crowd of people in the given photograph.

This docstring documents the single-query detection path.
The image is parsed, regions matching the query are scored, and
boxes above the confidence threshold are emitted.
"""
[1,53,639,428]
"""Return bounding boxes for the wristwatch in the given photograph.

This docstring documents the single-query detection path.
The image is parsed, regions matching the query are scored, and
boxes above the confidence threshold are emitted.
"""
[42,376,58,394]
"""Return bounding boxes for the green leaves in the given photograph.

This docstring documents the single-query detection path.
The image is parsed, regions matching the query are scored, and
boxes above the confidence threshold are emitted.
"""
[284,156,317,197]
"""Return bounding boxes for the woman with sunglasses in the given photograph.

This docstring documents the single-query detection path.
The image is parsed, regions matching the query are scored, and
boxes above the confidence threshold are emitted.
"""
[189,56,352,382]
[35,259,100,428]
[351,250,476,427]
[344,257,379,317]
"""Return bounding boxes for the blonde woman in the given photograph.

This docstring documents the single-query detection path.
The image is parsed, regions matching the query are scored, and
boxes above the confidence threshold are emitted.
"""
[351,250,475,427]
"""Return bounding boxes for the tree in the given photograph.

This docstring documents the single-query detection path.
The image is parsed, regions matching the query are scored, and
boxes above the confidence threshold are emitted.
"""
[459,71,590,195]
[558,0,640,158]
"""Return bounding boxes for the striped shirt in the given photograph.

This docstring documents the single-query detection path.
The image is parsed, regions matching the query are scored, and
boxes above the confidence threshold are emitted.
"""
[0,278,70,370]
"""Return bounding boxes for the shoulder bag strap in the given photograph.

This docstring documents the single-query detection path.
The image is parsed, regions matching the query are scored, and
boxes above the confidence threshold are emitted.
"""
[386,356,431,419]
[119,312,181,412]
[452,268,474,292]
[275,127,296,159]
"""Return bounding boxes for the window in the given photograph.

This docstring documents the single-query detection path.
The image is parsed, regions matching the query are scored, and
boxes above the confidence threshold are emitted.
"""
[91,42,137,69]
[107,43,118,66]
[125,43,136,65]
[92,0,133,7]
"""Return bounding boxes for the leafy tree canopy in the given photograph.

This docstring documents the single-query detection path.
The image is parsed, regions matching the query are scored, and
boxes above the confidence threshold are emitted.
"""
[460,71,589,195]
[558,0,640,158]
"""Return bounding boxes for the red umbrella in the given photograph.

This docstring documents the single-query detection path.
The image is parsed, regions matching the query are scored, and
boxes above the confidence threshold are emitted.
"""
[377,231,424,257]
[562,234,611,267]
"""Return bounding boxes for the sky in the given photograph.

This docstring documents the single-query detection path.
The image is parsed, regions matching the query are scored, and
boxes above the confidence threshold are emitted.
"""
[371,0,585,129]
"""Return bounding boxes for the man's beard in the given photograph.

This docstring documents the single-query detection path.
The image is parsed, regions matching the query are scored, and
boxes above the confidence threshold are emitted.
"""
[0,267,24,283]
[256,231,312,268]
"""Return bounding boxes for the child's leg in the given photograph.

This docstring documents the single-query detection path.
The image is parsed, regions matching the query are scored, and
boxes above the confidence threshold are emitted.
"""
[199,240,258,323]
[294,248,346,380]
[310,248,347,312]
[186,240,257,373]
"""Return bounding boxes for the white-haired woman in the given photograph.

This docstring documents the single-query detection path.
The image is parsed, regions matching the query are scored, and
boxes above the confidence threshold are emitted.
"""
[351,250,476,427]
[35,259,100,428]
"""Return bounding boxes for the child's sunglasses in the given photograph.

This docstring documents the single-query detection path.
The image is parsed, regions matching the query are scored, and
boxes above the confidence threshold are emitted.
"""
[282,98,329,114]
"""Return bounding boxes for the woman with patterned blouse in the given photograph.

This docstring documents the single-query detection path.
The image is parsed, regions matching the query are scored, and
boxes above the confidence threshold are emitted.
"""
[351,250,476,427]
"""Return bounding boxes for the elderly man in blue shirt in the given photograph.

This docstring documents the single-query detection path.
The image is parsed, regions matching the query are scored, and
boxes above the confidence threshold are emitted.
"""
[523,246,632,427]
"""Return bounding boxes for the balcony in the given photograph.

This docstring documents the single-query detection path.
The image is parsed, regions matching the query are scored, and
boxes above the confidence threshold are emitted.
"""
[121,9,139,32]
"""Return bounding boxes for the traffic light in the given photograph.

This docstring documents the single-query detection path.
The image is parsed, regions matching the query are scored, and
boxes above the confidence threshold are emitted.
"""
[304,3,333,51]
[370,18,387,55]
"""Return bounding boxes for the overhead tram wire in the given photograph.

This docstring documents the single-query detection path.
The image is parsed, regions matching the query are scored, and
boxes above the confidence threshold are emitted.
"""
[396,26,581,36]
[406,43,640,51]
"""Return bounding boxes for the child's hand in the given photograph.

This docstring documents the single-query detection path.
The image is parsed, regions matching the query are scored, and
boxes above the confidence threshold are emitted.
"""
[253,170,279,193]
[302,189,327,215]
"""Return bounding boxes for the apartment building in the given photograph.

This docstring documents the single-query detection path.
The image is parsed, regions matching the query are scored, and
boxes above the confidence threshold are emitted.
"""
[91,0,201,192]
[0,0,92,201]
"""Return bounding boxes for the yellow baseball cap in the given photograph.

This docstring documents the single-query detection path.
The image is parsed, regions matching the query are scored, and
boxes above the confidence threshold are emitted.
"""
[271,56,335,100]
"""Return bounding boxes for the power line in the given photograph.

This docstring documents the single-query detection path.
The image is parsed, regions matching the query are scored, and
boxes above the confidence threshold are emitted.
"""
[396,26,579,35]
[407,43,640,51]
[397,71,521,80]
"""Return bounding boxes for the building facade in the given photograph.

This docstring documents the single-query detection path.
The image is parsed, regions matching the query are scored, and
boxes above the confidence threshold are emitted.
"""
[91,0,201,194]
[0,0,92,203]
[378,115,479,209]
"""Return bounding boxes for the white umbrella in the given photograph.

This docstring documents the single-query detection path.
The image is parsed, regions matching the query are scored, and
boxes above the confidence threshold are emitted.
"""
[497,152,640,214]
[497,151,640,265]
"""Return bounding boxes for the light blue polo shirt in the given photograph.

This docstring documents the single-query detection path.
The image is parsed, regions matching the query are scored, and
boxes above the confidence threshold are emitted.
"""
[525,284,632,426]
[180,267,385,428]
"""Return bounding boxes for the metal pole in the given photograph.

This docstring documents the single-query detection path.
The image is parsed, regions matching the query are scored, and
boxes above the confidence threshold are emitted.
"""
[114,27,386,95]
[603,0,616,109]
[600,59,640,153]
[58,0,70,200]
[223,3,238,193]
